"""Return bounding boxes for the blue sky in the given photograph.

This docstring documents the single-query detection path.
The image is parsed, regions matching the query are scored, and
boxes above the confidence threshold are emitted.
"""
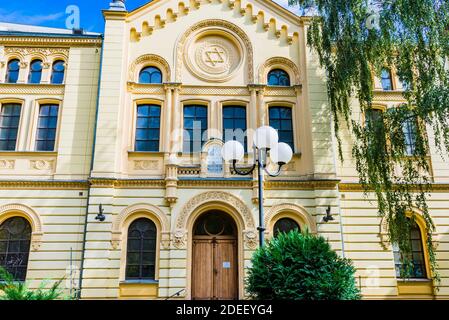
[0,0,301,33]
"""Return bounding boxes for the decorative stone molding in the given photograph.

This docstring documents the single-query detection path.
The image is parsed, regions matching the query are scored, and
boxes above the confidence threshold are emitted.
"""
[0,180,87,190]
[258,57,301,85]
[0,160,15,169]
[180,85,249,96]
[111,203,169,249]
[379,213,440,250]
[172,229,188,249]
[0,84,65,95]
[176,19,254,83]
[30,160,54,170]
[134,160,159,170]
[127,82,165,94]
[128,54,171,82]
[0,203,43,250]
[175,191,255,230]
[0,37,101,47]
[244,229,258,249]
[265,203,317,236]
[19,62,28,69]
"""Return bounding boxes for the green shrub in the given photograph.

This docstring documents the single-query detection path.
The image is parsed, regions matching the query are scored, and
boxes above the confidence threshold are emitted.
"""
[246,231,361,300]
[0,266,66,300]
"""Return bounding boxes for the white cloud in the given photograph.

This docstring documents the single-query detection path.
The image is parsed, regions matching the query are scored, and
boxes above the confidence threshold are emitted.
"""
[0,9,64,26]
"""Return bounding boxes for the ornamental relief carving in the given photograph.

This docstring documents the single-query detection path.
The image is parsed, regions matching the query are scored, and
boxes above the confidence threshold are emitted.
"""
[184,32,243,82]
[29,160,54,170]
[176,20,254,83]
[134,160,159,170]
[4,47,69,62]
[0,160,15,169]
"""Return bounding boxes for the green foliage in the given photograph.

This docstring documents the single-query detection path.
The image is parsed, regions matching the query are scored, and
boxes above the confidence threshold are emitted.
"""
[246,231,361,300]
[0,266,66,300]
[289,0,449,282]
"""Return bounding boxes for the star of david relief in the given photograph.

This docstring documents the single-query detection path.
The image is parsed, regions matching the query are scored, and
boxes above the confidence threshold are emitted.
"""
[204,47,225,67]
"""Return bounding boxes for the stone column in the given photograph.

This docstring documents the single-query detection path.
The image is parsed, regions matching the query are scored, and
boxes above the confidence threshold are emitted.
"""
[171,84,182,153]
[256,85,266,126]
[18,62,28,84]
[247,85,257,148]
[163,84,173,153]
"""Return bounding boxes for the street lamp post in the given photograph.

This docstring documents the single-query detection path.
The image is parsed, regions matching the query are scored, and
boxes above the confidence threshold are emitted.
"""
[221,126,293,247]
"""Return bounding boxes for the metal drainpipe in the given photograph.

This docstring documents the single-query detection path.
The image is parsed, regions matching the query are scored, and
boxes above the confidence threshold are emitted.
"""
[77,37,104,299]
[329,109,346,258]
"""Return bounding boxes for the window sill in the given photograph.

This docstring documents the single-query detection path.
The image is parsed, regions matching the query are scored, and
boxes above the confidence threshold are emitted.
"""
[396,278,432,283]
[128,151,165,156]
[120,279,159,284]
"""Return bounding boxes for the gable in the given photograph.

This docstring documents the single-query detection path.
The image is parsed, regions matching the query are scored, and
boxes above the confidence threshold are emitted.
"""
[124,0,303,85]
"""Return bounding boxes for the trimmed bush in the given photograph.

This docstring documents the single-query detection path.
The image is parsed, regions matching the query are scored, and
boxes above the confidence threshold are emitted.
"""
[246,231,361,300]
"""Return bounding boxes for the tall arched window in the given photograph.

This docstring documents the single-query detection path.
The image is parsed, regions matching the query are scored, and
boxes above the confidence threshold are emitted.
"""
[273,218,300,237]
[267,69,290,86]
[380,68,393,90]
[28,59,43,84]
[135,104,161,152]
[5,59,20,84]
[126,218,157,280]
[0,217,32,281]
[393,218,427,279]
[50,60,65,84]
[139,66,162,84]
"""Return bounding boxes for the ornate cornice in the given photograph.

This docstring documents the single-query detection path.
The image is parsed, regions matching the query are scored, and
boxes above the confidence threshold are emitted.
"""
[0,36,102,47]
[265,179,340,190]
[180,86,249,96]
[0,84,65,95]
[339,182,449,192]
[0,180,88,189]
[178,179,253,188]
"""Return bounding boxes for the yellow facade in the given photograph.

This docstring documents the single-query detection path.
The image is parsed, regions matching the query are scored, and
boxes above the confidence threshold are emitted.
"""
[0,0,448,300]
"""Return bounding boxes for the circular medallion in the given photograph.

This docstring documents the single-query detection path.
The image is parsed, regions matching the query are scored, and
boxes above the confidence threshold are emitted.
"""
[184,30,243,82]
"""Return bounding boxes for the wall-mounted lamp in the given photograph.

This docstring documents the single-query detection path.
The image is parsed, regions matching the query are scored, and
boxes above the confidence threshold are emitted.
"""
[95,204,106,222]
[323,205,334,223]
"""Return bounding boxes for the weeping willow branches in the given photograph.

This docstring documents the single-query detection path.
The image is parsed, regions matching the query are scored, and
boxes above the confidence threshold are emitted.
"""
[289,0,449,281]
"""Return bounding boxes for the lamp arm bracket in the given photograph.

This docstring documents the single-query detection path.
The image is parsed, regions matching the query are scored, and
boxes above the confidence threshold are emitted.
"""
[263,164,284,177]
[231,161,256,176]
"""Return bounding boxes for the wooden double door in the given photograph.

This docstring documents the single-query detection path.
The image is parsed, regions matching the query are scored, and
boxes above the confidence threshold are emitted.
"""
[191,211,238,300]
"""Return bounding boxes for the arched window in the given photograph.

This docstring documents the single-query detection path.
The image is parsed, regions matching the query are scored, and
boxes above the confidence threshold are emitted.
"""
[273,218,300,237]
[0,217,32,281]
[126,218,157,280]
[50,60,65,84]
[393,219,427,279]
[139,66,162,84]
[267,69,290,86]
[5,59,20,84]
[380,68,393,90]
[28,59,43,84]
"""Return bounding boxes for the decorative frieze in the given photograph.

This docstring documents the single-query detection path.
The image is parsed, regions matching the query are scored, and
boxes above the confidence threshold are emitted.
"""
[0,84,65,95]
[30,159,54,170]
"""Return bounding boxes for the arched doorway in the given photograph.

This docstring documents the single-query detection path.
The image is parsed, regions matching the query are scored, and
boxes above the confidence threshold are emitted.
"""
[191,210,238,300]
